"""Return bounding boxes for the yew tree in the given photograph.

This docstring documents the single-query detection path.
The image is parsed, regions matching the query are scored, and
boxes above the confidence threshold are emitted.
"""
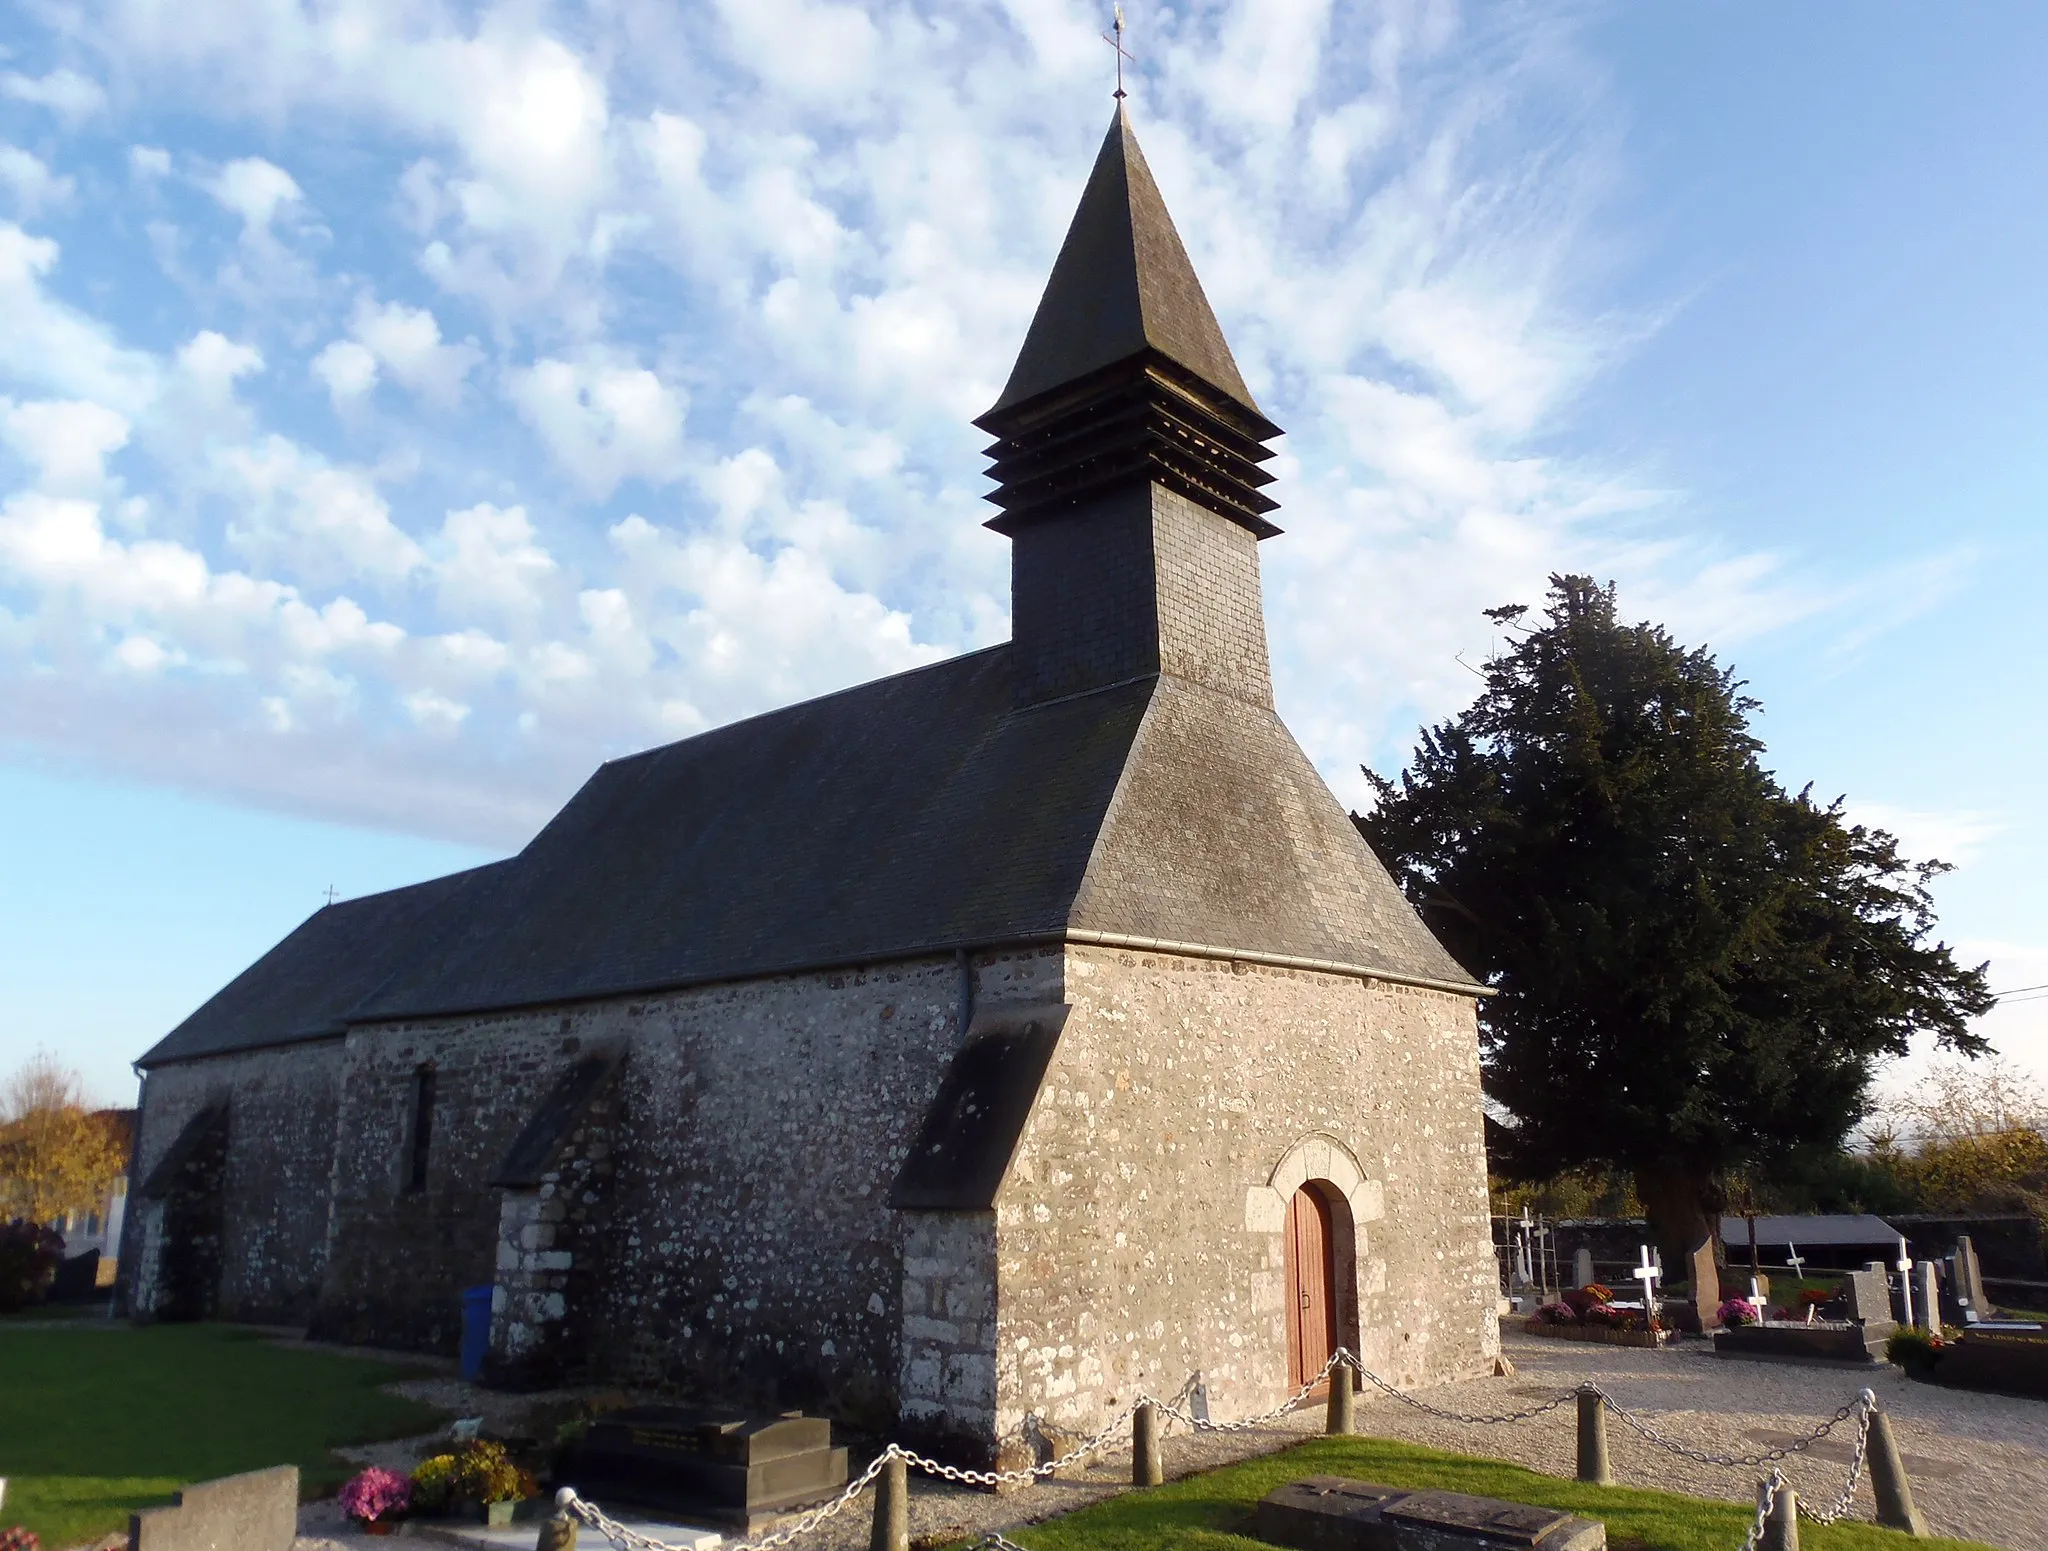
[1355,575,1993,1274]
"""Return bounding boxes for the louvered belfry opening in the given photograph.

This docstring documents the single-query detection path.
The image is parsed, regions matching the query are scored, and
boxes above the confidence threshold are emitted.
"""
[978,104,1285,711]
[978,352,1281,538]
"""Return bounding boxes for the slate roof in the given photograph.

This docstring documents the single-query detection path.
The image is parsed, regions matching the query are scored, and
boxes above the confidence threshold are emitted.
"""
[987,106,1262,419]
[1720,1214,1902,1248]
[136,862,512,1066]
[144,652,1473,1061]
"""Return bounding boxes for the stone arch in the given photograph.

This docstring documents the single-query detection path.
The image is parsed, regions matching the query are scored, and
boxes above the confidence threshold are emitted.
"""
[1243,1133,1383,1233]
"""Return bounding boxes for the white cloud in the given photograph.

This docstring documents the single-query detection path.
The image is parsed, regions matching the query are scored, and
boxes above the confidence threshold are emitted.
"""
[1849,804,2004,871]
[204,156,303,231]
[0,146,74,215]
[507,352,687,498]
[129,145,172,180]
[311,339,378,406]
[0,400,131,494]
[342,296,482,408]
[215,435,424,585]
[1,69,107,124]
[0,225,160,414]
[435,503,556,616]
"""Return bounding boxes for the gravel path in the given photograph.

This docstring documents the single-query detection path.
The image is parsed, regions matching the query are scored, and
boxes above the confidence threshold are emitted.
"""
[291,1331,2048,1551]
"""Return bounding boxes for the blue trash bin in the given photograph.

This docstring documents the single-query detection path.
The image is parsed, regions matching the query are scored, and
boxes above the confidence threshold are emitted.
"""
[460,1284,493,1381]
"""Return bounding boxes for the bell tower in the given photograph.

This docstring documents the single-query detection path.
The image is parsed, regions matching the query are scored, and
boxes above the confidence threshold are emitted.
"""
[977,107,1284,710]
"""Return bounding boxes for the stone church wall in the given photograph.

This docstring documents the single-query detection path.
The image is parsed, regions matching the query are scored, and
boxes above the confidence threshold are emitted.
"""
[121,1041,347,1324]
[989,945,1495,1448]
[311,945,1061,1424]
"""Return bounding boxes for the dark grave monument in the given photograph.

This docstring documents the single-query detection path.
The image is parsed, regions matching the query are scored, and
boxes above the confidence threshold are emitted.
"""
[1250,1478,1604,1551]
[1713,1262,1892,1363]
[564,1407,848,1531]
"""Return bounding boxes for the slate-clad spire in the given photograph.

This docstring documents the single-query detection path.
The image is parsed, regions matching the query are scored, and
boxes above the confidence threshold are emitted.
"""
[989,105,1259,417]
[976,107,1282,538]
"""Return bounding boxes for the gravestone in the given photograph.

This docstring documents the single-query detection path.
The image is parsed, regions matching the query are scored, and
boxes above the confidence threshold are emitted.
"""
[1954,1236,1988,1312]
[1916,1261,1941,1331]
[564,1407,848,1531]
[1843,1265,1897,1339]
[1573,1248,1595,1289]
[129,1466,298,1551]
[1251,1477,1604,1551]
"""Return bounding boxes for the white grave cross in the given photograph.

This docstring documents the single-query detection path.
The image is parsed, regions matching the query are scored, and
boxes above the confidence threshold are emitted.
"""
[1896,1235,1915,1328]
[1784,1243,1806,1281]
[1633,1244,1661,1320]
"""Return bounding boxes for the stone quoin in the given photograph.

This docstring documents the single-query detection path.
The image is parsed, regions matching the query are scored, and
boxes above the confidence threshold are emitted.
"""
[119,106,1500,1460]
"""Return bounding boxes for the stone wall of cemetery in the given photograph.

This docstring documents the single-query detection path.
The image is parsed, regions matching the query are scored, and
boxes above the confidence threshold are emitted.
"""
[988,944,1497,1452]
[121,1042,347,1324]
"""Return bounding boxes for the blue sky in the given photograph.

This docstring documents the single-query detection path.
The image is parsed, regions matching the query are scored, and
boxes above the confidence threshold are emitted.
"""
[1,1,2042,1107]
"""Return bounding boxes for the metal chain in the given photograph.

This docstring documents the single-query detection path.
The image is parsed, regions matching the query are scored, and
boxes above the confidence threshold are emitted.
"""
[1593,1383,1866,1470]
[561,1450,892,1551]
[1153,1349,1348,1434]
[1343,1352,1577,1426]
[1793,1390,1876,1526]
[1742,1471,1784,1551]
[559,1357,1885,1551]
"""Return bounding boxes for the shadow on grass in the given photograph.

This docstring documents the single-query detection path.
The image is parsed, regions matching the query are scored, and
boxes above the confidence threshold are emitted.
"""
[0,1323,444,1550]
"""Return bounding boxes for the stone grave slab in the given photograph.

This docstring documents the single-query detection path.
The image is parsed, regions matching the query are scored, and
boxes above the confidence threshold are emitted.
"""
[563,1407,847,1532]
[1250,1477,1603,1551]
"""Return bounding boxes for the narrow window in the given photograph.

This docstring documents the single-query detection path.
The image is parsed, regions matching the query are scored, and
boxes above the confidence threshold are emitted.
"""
[404,1064,437,1192]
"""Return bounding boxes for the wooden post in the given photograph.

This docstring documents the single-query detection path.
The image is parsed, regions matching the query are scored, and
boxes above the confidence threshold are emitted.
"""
[868,1453,908,1551]
[1867,1405,1928,1536]
[1575,1388,1612,1485]
[1325,1365,1354,1435]
[1133,1402,1163,1486]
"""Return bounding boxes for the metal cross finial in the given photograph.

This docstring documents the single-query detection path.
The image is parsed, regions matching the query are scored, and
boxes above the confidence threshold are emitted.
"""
[323,884,339,906]
[1101,5,1134,100]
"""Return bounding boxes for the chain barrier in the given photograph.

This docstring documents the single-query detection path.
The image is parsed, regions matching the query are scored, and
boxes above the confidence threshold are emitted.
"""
[1789,1391,1876,1527]
[1742,1471,1785,1551]
[557,1351,1885,1551]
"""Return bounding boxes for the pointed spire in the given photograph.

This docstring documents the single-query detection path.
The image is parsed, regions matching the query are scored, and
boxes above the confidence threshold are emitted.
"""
[987,106,1261,419]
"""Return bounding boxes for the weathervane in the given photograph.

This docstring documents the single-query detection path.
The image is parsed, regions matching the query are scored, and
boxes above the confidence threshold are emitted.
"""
[1102,5,1134,100]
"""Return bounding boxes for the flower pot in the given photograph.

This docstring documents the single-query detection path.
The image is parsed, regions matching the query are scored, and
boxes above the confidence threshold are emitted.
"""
[482,1502,516,1528]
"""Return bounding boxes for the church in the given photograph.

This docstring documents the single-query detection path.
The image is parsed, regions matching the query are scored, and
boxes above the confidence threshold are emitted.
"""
[120,108,1500,1460]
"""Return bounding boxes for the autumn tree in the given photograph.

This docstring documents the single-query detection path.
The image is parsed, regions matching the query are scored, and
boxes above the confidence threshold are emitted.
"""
[0,1052,129,1225]
[1356,575,1993,1277]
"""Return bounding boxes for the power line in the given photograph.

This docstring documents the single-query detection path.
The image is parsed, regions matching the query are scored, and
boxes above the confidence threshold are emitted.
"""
[1990,981,2048,1001]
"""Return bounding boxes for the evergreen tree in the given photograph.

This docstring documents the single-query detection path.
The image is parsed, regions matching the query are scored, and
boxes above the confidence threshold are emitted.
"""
[1356,575,1993,1272]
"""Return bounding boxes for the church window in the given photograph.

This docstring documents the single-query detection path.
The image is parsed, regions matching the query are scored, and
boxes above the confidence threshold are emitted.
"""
[403,1064,437,1192]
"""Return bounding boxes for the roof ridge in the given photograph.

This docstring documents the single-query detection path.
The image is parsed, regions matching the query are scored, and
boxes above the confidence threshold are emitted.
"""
[600,641,1008,770]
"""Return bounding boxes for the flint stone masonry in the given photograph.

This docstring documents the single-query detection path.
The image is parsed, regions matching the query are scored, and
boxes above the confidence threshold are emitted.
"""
[129,1466,298,1551]
[122,1046,344,1323]
[310,947,1059,1420]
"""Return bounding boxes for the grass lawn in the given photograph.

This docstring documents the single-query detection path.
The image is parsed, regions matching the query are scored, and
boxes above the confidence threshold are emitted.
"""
[999,1434,2000,1551]
[0,1324,445,1551]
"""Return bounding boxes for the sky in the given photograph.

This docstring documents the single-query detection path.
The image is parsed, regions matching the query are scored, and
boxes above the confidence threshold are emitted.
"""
[0,0,2042,1108]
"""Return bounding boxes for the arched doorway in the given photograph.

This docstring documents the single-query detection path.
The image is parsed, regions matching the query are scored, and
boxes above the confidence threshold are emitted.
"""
[1283,1183,1340,1390]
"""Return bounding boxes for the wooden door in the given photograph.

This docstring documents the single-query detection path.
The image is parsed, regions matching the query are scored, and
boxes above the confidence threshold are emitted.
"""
[1283,1185,1337,1390]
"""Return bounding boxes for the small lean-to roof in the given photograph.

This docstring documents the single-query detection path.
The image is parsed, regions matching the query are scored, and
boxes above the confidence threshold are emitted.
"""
[986,105,1261,419]
[136,863,513,1066]
[1720,1214,1902,1248]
